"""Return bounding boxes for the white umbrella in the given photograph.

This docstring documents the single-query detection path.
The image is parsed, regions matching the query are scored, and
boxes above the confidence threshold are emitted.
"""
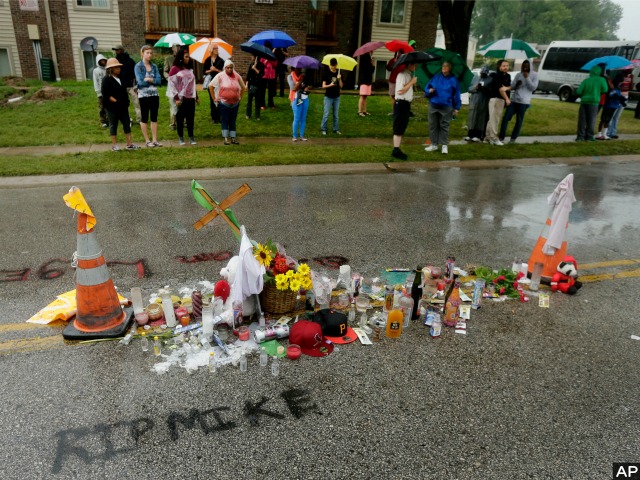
[543,173,576,255]
[477,36,541,60]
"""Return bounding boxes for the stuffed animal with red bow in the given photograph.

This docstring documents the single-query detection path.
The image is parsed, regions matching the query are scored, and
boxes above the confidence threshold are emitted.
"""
[550,255,583,295]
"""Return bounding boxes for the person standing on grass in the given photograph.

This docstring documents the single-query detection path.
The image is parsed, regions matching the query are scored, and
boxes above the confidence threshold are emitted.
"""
[135,45,162,148]
[245,55,264,121]
[210,59,245,145]
[163,44,178,130]
[606,73,628,139]
[358,53,375,117]
[575,65,608,141]
[92,54,109,128]
[289,67,311,141]
[391,62,417,160]
[203,44,224,124]
[321,58,343,135]
[113,45,141,126]
[274,46,289,98]
[465,65,492,142]
[168,48,199,146]
[597,75,626,140]
[498,59,538,144]
[484,59,511,146]
[101,58,140,151]
[261,41,277,110]
[424,61,461,155]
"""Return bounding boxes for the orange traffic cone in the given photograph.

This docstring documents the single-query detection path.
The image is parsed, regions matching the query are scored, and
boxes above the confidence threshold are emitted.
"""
[526,216,568,284]
[527,173,575,284]
[62,190,132,340]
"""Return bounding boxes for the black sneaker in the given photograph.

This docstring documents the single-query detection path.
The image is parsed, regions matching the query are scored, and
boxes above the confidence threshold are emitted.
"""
[391,148,407,160]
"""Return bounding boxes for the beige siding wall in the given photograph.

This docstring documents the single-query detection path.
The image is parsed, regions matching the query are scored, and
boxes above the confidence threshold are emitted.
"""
[371,0,413,64]
[66,0,122,80]
[0,1,22,76]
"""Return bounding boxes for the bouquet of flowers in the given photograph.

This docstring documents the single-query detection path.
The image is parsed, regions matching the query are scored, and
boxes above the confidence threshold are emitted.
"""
[474,266,525,298]
[254,240,313,292]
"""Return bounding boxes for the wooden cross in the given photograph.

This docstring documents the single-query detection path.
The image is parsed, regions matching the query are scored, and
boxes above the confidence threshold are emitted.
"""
[193,183,252,235]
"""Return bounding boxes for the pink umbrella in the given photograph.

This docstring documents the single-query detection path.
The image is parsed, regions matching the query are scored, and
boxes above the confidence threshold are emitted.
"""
[353,41,385,57]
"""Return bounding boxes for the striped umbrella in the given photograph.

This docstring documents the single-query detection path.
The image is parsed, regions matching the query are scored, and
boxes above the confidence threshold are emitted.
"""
[477,37,540,59]
[154,33,196,48]
[189,37,233,63]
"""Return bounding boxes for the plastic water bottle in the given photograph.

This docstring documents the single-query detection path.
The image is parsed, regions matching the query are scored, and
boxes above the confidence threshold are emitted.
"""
[259,312,266,328]
[140,332,149,352]
[208,351,217,373]
[271,357,279,377]
[240,352,247,372]
[199,333,211,351]
[348,303,356,324]
[260,347,268,367]
[153,336,161,356]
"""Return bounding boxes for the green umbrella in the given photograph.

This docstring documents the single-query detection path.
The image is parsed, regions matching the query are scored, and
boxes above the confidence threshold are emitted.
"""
[154,33,197,48]
[415,48,474,93]
[477,37,540,60]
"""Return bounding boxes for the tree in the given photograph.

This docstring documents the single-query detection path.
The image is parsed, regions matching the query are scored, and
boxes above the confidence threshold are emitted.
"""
[471,0,623,45]
[437,0,476,58]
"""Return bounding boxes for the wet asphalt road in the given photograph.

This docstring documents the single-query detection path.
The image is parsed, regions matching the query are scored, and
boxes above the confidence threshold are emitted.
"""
[1,161,640,479]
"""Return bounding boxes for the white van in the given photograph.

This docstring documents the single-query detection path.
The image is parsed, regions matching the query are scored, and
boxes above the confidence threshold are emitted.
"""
[537,40,637,101]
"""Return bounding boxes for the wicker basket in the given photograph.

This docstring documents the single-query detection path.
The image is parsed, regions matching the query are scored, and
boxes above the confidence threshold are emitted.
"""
[260,282,297,314]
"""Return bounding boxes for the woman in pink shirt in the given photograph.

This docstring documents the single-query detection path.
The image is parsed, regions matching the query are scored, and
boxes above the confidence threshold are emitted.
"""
[210,59,246,145]
[167,48,199,145]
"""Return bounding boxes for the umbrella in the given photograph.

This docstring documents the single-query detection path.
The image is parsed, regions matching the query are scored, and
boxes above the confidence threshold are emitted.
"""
[415,47,475,93]
[284,55,321,70]
[248,30,296,48]
[581,55,632,72]
[321,54,357,71]
[477,37,540,59]
[189,37,232,63]
[392,50,441,70]
[239,41,276,60]
[154,33,196,48]
[353,41,385,57]
[385,40,415,54]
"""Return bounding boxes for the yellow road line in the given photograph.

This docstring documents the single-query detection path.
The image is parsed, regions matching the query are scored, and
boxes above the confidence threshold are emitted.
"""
[580,268,640,283]
[0,335,67,355]
[0,322,62,333]
[581,259,640,269]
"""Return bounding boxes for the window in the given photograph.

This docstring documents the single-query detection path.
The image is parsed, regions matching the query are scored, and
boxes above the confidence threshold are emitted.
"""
[0,48,12,77]
[380,0,405,24]
[76,0,109,7]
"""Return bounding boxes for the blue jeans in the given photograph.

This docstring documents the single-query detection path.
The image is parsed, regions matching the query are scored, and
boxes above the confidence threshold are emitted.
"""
[606,106,624,136]
[219,102,239,138]
[499,102,530,141]
[292,98,309,138]
[321,96,340,132]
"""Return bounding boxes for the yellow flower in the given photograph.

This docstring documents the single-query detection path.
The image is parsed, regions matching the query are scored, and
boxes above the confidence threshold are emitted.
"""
[275,274,288,291]
[254,243,273,267]
[289,279,302,292]
[285,269,295,279]
[297,263,310,276]
[302,277,313,290]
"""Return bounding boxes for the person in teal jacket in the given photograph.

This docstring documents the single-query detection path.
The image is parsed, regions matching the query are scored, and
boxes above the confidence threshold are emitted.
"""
[424,62,461,154]
[576,65,609,141]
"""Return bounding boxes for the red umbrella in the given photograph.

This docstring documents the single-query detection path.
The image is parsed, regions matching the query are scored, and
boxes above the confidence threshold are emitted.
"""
[353,41,385,57]
[385,40,414,53]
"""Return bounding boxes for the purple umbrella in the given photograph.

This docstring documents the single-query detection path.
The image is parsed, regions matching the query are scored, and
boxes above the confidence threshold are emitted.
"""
[283,55,321,70]
[353,41,385,57]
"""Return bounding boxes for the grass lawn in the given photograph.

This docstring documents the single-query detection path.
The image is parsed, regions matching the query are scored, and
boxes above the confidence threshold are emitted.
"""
[1,78,639,176]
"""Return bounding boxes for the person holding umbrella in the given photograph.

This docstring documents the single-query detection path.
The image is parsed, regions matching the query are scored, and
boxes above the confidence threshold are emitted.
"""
[575,65,608,141]
[391,62,418,160]
[245,55,264,121]
[203,44,225,124]
[499,59,538,144]
[321,58,343,135]
[424,61,461,155]
[358,53,375,116]
[210,59,246,145]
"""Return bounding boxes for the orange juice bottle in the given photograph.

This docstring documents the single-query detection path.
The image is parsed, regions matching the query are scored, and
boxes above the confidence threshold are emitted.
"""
[385,309,403,338]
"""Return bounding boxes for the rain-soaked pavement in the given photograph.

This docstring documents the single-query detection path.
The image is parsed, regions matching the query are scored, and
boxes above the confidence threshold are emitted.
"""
[1,161,640,479]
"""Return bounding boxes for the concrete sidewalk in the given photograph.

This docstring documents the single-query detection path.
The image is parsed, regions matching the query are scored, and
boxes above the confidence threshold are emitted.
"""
[2,133,640,157]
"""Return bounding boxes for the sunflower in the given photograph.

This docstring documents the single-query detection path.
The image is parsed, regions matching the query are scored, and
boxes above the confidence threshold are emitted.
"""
[289,278,302,292]
[297,263,310,276]
[301,276,313,290]
[275,273,289,291]
[254,243,273,267]
[285,269,295,279]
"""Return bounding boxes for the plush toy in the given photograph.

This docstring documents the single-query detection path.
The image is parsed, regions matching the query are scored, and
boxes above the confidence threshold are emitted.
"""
[550,255,583,295]
[219,256,258,317]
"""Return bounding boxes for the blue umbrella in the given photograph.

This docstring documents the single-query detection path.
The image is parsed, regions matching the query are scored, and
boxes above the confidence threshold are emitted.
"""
[581,55,632,72]
[283,55,321,70]
[240,41,276,60]
[248,30,296,48]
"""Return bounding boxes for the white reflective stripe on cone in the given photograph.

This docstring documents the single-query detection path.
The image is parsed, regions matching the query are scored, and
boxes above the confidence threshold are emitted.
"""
[76,263,111,286]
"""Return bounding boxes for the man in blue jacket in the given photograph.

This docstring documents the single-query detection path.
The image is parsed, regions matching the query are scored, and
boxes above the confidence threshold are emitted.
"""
[424,61,461,155]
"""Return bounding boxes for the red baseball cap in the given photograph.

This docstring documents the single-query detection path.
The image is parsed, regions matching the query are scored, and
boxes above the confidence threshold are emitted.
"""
[314,309,357,345]
[289,320,334,357]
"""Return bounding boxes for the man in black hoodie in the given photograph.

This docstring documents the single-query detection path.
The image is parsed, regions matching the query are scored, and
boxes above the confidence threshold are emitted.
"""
[113,44,141,125]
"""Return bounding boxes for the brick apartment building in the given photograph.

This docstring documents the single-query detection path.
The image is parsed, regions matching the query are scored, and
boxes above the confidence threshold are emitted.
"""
[2,0,438,87]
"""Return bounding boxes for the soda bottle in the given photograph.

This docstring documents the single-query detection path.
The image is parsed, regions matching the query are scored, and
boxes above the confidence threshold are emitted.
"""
[443,279,461,327]
[385,309,403,338]
[140,332,149,352]
[410,265,423,320]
